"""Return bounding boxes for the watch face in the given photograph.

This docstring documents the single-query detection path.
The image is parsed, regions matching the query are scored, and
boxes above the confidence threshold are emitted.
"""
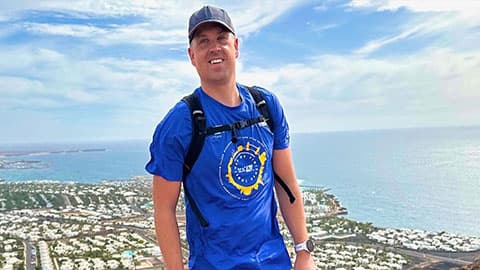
[306,239,315,252]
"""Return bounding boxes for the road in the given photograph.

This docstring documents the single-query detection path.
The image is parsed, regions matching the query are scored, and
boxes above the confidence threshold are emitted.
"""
[341,238,474,269]
[397,248,472,266]
[23,238,34,270]
[62,194,72,207]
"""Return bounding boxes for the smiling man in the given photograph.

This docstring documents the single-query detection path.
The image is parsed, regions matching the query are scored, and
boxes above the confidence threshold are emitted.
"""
[146,5,314,270]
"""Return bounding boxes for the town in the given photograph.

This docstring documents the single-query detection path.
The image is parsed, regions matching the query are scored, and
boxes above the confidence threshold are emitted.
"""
[1,177,479,269]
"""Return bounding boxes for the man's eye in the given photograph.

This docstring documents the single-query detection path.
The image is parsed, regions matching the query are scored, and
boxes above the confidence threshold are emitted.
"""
[199,39,208,44]
[218,35,228,43]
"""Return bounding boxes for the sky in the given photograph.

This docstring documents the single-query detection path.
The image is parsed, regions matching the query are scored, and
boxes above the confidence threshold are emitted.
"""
[1,0,479,144]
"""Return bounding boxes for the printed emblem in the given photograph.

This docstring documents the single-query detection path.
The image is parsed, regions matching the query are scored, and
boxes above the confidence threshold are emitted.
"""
[219,137,268,200]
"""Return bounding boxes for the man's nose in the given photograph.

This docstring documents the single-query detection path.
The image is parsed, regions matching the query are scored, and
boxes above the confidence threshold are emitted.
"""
[208,41,222,53]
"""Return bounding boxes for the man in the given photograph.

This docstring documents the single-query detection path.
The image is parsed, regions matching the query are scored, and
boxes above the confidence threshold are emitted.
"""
[146,5,314,270]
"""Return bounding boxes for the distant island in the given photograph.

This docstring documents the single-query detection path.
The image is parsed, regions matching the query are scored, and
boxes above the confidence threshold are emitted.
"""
[0,148,106,157]
[0,148,107,170]
[0,160,48,170]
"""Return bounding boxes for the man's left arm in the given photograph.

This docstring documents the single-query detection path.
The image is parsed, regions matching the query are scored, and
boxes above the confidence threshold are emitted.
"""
[273,147,315,269]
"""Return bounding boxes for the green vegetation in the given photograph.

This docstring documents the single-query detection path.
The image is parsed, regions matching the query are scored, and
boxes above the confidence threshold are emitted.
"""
[33,193,46,207]
[49,232,152,265]
[14,262,24,270]
[314,242,409,269]
[319,216,375,235]
[47,193,65,207]
[0,181,151,213]
[83,249,104,258]
[89,194,100,204]
[68,194,78,207]
[0,236,25,269]
[79,194,91,205]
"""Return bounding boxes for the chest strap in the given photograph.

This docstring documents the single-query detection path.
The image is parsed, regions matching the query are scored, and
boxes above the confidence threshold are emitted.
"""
[204,116,267,143]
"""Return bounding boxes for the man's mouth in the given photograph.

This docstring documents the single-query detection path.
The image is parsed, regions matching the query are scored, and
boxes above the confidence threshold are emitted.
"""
[209,58,224,64]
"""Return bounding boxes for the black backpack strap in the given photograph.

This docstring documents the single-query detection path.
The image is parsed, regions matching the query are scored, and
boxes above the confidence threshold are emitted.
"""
[274,172,296,204]
[205,116,266,144]
[182,93,206,177]
[247,86,274,132]
[246,86,296,204]
[181,93,209,227]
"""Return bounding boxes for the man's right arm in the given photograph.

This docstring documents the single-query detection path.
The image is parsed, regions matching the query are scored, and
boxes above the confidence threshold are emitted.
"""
[152,175,184,270]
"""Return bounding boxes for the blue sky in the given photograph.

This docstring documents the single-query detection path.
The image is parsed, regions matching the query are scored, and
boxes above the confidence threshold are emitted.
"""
[1,0,479,143]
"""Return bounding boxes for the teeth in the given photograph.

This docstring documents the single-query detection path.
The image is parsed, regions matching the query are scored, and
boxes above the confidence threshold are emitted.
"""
[210,59,223,64]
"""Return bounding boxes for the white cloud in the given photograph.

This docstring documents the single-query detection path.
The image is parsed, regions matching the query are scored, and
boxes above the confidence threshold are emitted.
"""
[348,0,480,28]
[354,19,443,55]
[226,1,308,36]
[0,76,41,96]
[349,0,480,54]
[240,48,480,132]
[309,23,339,32]
[313,4,328,12]
[0,0,173,17]
[64,90,99,103]
[98,23,186,46]
[2,44,479,140]
[0,46,197,111]
[23,22,108,38]
[0,44,200,142]
[1,1,307,46]
[22,21,186,45]
[350,0,480,14]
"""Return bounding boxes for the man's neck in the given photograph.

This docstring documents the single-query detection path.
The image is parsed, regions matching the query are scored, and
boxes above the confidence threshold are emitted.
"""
[200,81,241,107]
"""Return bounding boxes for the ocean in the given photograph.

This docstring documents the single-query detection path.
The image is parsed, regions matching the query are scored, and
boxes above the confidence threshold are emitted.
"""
[1,126,479,237]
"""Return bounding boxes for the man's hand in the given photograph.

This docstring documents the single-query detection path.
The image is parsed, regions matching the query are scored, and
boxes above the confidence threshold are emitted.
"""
[293,251,315,270]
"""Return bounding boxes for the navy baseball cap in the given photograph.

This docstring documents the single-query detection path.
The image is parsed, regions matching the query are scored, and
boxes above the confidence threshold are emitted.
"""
[188,5,235,43]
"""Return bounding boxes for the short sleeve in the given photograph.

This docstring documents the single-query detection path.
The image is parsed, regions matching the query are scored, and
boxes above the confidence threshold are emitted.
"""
[145,101,192,181]
[253,86,290,150]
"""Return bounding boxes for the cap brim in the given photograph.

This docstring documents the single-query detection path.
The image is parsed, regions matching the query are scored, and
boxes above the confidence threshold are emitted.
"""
[189,20,235,42]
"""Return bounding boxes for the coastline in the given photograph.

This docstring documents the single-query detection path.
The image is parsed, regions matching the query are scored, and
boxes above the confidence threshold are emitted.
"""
[0,148,107,157]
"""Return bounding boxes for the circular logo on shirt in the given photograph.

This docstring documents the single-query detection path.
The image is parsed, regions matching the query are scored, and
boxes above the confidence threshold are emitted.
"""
[219,137,268,200]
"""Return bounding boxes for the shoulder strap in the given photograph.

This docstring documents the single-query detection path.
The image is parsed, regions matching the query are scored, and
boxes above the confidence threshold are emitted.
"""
[246,86,296,204]
[182,93,206,178]
[246,86,274,132]
[181,93,209,227]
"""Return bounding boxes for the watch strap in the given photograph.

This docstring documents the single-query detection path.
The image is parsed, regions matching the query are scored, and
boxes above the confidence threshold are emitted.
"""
[294,239,313,253]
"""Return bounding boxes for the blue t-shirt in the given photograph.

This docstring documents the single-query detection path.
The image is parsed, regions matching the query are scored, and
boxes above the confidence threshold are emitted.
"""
[146,84,291,269]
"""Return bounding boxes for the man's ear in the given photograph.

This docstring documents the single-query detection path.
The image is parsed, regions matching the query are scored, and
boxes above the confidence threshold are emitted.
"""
[234,38,239,58]
[188,47,196,66]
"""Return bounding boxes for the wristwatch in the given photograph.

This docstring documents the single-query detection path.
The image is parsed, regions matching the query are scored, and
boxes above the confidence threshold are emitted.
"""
[294,239,314,253]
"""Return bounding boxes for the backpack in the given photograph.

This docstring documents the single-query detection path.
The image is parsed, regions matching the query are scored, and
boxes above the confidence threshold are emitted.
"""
[181,86,295,227]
